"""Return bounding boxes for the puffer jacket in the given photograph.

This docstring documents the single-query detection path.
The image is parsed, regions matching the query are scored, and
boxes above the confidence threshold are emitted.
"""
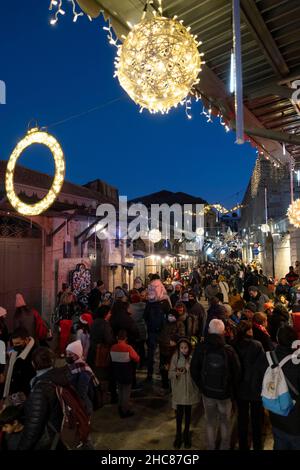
[17,366,72,450]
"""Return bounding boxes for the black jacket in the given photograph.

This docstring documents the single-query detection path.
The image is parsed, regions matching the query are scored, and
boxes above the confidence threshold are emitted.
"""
[233,337,265,401]
[87,318,115,366]
[268,308,290,342]
[144,301,167,334]
[204,304,226,337]
[191,334,241,400]
[6,343,36,397]
[252,325,274,352]
[261,345,300,436]
[17,366,72,450]
[110,309,139,345]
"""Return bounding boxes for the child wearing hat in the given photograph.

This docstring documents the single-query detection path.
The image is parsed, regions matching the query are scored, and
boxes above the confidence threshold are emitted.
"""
[76,312,93,360]
[168,337,200,449]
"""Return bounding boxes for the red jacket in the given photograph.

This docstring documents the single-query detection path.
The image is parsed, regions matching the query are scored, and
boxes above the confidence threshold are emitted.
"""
[110,340,140,384]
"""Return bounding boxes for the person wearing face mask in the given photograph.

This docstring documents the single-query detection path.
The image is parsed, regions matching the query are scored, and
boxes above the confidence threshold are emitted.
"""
[169,337,200,449]
[2,327,36,405]
[65,340,98,419]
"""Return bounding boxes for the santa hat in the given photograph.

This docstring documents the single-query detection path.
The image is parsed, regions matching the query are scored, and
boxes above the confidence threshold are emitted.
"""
[0,307,7,318]
[66,340,83,358]
[80,313,93,327]
[16,293,26,308]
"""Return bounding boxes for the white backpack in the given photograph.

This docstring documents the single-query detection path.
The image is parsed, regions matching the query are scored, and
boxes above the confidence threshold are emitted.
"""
[261,351,298,416]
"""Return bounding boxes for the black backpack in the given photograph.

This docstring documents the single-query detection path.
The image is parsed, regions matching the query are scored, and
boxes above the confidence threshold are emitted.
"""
[201,346,230,397]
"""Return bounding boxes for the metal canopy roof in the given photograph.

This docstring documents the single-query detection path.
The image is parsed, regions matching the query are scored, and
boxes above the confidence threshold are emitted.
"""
[77,0,300,164]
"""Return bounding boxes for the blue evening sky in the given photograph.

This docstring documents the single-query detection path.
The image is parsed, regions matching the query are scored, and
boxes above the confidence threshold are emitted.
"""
[0,0,256,208]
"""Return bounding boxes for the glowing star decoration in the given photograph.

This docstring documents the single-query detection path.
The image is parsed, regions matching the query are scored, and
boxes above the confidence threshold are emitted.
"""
[148,229,162,243]
[114,16,203,114]
[5,128,65,216]
[287,199,300,228]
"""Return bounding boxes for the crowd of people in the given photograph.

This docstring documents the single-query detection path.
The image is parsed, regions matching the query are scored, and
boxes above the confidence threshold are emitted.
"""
[1,260,300,450]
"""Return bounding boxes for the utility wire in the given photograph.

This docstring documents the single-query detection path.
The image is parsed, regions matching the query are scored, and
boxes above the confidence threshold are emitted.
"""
[45,96,124,129]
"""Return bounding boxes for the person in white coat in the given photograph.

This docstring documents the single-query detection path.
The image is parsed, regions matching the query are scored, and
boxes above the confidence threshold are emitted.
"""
[218,276,230,304]
[169,337,200,450]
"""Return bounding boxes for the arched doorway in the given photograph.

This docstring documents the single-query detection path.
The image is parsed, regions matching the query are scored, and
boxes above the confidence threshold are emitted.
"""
[0,215,42,330]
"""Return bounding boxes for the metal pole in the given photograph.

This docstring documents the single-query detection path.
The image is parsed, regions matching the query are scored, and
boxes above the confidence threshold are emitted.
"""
[264,187,268,225]
[233,0,244,144]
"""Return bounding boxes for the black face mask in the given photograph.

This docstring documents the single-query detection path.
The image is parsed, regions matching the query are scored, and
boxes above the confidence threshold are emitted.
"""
[66,357,75,364]
[14,345,25,353]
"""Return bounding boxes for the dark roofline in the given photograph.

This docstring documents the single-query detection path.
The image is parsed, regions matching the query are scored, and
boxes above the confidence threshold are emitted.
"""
[129,189,208,206]
[0,160,115,204]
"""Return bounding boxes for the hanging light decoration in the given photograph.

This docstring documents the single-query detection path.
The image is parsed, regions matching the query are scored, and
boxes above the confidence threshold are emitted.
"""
[114,13,203,114]
[287,200,300,228]
[5,127,65,216]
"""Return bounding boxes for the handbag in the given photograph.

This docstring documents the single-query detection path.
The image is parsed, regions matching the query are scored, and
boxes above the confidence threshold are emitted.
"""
[95,344,111,368]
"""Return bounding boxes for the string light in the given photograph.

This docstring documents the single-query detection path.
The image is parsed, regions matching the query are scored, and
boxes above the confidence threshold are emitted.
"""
[5,128,65,216]
[49,0,84,25]
[185,97,192,119]
[114,14,203,114]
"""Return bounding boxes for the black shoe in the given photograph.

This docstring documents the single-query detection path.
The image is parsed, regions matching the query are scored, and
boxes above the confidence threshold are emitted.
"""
[145,375,153,383]
[184,432,192,449]
[118,406,125,418]
[173,435,182,449]
[121,410,135,418]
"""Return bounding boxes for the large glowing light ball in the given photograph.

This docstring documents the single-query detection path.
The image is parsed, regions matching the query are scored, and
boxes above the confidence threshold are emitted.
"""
[148,229,162,243]
[5,128,65,216]
[115,16,202,114]
[287,199,300,228]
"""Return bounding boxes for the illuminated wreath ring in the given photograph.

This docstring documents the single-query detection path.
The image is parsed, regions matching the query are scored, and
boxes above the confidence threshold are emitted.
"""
[287,199,300,228]
[5,128,65,216]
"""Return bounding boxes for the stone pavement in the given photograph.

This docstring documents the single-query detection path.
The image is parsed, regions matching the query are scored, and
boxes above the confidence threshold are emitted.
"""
[90,298,274,451]
[91,369,274,451]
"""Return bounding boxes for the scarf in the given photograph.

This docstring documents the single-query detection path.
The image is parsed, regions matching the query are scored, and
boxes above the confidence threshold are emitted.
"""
[253,322,270,337]
[3,337,35,398]
[68,360,99,386]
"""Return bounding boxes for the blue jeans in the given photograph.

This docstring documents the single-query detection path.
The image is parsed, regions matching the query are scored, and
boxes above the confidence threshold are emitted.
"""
[273,427,300,450]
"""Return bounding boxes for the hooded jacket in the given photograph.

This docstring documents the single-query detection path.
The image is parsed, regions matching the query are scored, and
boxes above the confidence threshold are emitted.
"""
[17,366,72,450]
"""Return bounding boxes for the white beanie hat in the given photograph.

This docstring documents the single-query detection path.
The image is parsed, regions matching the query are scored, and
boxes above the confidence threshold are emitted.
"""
[66,340,83,358]
[208,319,225,335]
[0,307,7,318]
[16,293,26,308]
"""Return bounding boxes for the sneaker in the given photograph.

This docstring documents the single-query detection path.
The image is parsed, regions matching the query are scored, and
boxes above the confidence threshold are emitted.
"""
[173,435,182,449]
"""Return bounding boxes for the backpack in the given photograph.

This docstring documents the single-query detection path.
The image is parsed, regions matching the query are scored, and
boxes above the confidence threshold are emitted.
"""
[49,384,90,450]
[201,346,230,397]
[261,351,299,416]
